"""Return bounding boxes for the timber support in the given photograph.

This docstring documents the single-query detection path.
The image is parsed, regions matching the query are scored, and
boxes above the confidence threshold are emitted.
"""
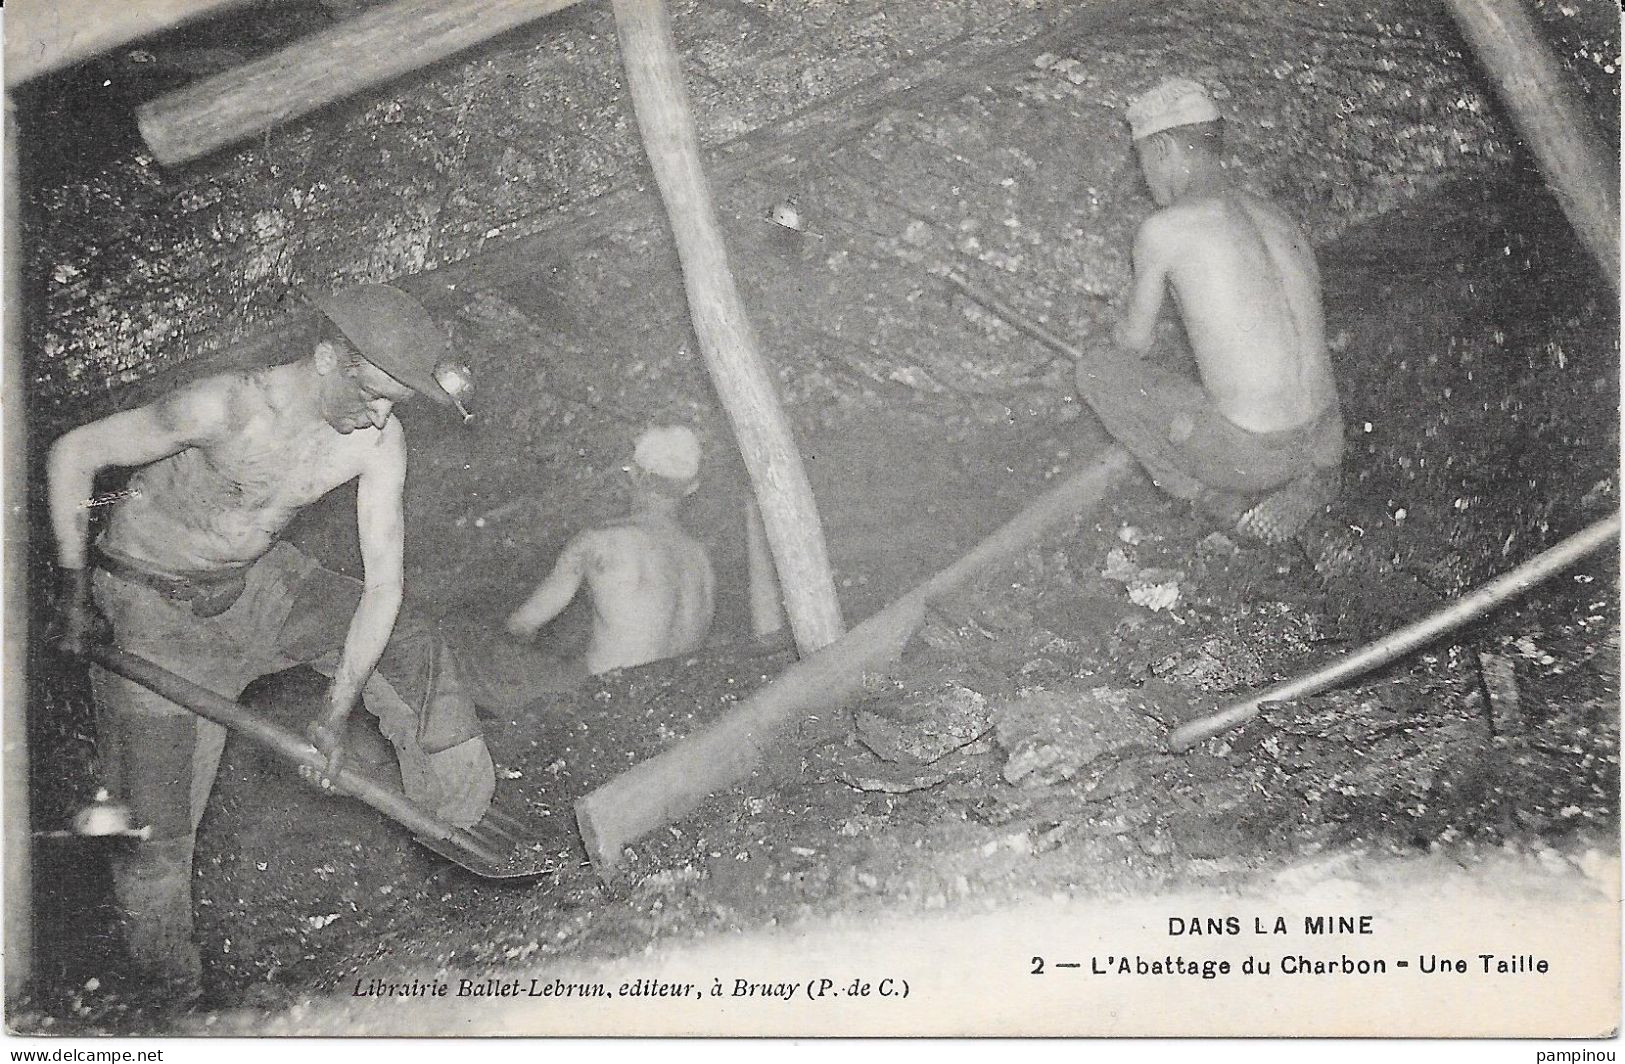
[611,0,846,654]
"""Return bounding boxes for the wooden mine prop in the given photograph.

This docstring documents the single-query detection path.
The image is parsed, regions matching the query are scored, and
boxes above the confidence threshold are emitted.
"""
[133,0,589,167]
[610,0,847,654]
[1445,0,1620,291]
[4,0,252,87]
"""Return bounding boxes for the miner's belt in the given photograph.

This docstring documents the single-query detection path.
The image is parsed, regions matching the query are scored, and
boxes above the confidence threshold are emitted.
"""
[93,547,249,618]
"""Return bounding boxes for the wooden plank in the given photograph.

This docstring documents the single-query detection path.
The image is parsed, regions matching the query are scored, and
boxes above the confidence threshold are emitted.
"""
[135,0,587,167]
[3,96,34,998]
[611,0,846,654]
[1446,0,1620,291]
[4,0,252,87]
[573,447,1134,875]
[745,499,788,641]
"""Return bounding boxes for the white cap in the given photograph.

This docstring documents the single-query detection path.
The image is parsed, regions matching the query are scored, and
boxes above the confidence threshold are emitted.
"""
[1127,77,1220,140]
[633,425,701,482]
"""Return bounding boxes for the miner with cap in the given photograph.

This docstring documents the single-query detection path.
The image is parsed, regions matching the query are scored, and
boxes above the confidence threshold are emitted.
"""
[46,283,491,989]
[1075,77,1344,541]
[504,424,716,678]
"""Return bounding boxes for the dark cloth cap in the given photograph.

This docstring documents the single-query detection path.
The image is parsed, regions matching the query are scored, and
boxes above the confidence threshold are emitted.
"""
[312,284,453,405]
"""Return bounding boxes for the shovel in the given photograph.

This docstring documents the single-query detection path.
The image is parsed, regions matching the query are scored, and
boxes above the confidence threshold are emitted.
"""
[86,644,554,880]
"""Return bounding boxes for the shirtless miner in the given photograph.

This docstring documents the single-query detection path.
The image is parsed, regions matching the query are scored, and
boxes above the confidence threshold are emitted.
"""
[1075,77,1344,542]
[504,425,716,677]
[46,284,493,988]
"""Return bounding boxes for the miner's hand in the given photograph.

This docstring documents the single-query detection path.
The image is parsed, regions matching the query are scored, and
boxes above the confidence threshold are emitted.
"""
[305,702,352,789]
[1110,316,1136,352]
[49,568,112,656]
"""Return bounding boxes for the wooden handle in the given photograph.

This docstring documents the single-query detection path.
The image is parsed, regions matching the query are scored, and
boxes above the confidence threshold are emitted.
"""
[1167,512,1621,752]
[86,644,503,862]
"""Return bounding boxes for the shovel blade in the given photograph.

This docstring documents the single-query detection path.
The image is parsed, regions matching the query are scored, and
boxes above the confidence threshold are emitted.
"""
[412,800,557,880]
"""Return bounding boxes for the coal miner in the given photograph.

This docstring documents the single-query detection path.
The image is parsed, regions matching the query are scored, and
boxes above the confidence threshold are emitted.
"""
[46,284,493,988]
[503,425,716,677]
[1075,77,1344,541]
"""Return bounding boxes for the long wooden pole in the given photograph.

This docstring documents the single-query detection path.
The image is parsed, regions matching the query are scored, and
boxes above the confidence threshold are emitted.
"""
[574,447,1134,874]
[3,94,33,1001]
[1446,0,1620,291]
[86,645,507,864]
[745,499,788,641]
[4,0,252,87]
[1168,512,1621,752]
[135,0,587,167]
[611,0,845,654]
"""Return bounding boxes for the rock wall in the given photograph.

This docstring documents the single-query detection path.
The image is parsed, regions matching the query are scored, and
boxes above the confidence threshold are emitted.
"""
[27,0,1613,418]
[23,0,1044,415]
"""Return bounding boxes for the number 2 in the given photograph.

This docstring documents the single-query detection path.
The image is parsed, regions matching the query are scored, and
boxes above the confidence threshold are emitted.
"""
[1031,956,1044,975]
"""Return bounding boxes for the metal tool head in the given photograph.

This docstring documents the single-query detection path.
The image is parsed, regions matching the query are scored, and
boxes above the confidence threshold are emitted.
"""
[73,789,138,837]
[766,199,804,232]
[413,802,558,881]
[432,360,476,423]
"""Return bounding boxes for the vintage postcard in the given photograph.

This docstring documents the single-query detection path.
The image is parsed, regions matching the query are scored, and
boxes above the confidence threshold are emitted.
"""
[2,0,1618,1048]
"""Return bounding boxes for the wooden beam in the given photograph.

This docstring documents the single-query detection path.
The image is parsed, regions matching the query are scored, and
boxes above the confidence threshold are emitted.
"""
[611,0,846,654]
[135,0,587,167]
[3,94,33,999]
[1446,0,1620,291]
[4,0,253,87]
[574,447,1135,875]
[745,499,788,641]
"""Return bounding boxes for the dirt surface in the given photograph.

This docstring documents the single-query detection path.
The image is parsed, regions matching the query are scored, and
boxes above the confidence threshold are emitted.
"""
[12,0,1620,1039]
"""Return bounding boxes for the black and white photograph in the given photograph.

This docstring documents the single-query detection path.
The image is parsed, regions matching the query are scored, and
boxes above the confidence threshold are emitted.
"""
[1,0,1619,1045]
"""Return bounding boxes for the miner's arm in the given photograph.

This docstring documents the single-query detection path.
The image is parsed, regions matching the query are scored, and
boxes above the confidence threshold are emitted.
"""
[47,380,232,568]
[1113,216,1174,354]
[307,419,407,773]
[505,534,593,640]
[44,381,233,651]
